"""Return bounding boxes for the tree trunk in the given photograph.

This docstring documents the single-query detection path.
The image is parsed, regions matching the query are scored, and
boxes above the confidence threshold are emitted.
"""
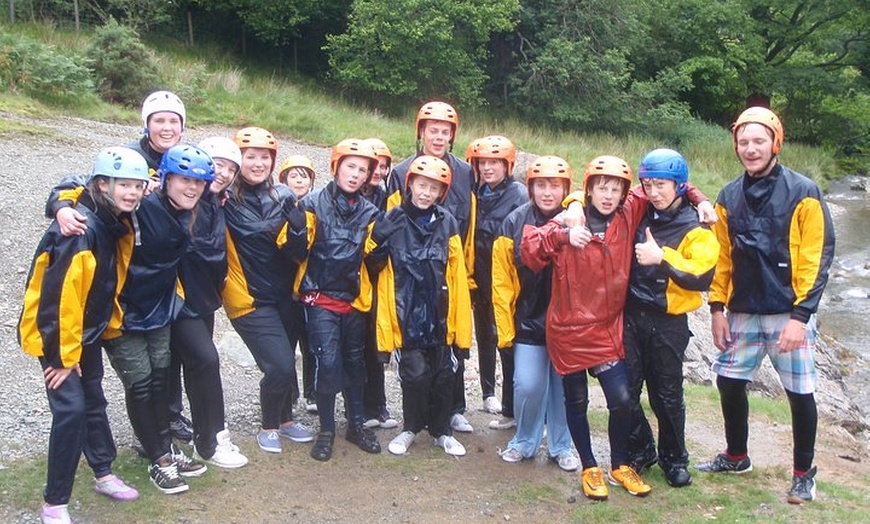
[187,9,194,46]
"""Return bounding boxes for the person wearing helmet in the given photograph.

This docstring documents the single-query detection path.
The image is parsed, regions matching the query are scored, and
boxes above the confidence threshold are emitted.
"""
[49,144,217,493]
[359,138,399,430]
[284,139,384,461]
[696,107,835,505]
[367,155,472,457]
[386,101,476,433]
[21,147,148,524]
[275,153,318,413]
[223,127,315,455]
[622,149,719,489]
[277,154,316,199]
[126,90,187,184]
[156,139,248,471]
[198,136,241,196]
[491,155,579,473]
[467,135,528,430]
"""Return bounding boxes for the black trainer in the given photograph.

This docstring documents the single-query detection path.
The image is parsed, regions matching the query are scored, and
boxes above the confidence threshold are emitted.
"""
[346,425,381,454]
[694,453,752,474]
[787,466,817,504]
[170,443,207,477]
[629,449,658,474]
[665,465,693,487]
[311,431,335,462]
[148,461,189,495]
[169,414,194,442]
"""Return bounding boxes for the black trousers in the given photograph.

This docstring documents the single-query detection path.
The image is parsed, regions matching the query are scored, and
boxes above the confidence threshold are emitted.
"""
[231,303,298,429]
[473,301,514,416]
[398,345,455,438]
[624,305,691,470]
[170,315,226,458]
[41,344,116,505]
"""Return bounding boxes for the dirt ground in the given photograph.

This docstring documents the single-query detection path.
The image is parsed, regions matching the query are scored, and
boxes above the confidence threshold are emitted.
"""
[0,112,867,523]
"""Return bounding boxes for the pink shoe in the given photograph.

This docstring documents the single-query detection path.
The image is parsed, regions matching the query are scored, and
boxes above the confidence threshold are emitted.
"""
[94,475,139,501]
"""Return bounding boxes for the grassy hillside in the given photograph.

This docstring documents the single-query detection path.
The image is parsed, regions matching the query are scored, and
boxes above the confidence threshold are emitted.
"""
[0,21,840,196]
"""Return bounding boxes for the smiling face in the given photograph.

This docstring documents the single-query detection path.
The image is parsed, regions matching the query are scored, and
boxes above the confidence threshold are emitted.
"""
[99,178,146,214]
[408,174,446,210]
[334,155,371,193]
[735,122,777,177]
[478,158,507,188]
[283,167,313,198]
[531,178,567,214]
[370,156,389,186]
[239,147,274,186]
[164,174,207,210]
[587,176,625,216]
[146,111,183,153]
[640,178,678,211]
[210,157,238,194]
[420,120,453,157]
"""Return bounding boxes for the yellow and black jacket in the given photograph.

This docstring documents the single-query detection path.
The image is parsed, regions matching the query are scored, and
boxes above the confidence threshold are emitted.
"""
[20,194,128,368]
[287,182,380,312]
[222,182,297,319]
[473,177,528,307]
[491,202,555,349]
[627,200,719,315]
[371,204,472,353]
[125,137,163,181]
[710,164,835,322]
[45,179,189,337]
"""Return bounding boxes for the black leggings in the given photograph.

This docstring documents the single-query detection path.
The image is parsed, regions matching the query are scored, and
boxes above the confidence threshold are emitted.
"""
[717,375,816,471]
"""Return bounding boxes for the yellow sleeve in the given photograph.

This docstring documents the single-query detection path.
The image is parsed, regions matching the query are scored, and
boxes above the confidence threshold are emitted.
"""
[375,258,402,353]
[57,250,97,368]
[465,192,477,290]
[491,235,519,349]
[708,203,732,306]
[447,234,472,349]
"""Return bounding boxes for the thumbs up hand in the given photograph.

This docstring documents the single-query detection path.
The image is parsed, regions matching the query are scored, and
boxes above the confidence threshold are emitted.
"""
[634,227,663,266]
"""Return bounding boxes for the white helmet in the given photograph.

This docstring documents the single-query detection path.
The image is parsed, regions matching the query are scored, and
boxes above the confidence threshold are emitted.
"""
[197,136,242,167]
[141,90,186,130]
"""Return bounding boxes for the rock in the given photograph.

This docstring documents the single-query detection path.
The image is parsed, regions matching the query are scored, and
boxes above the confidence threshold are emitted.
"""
[685,305,868,434]
[849,179,867,192]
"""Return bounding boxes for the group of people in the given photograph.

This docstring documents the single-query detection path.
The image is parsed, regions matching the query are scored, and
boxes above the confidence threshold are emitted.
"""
[18,90,834,523]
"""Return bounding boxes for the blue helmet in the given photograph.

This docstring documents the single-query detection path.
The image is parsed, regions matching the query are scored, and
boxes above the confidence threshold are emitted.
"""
[638,148,688,196]
[92,147,150,182]
[158,144,215,188]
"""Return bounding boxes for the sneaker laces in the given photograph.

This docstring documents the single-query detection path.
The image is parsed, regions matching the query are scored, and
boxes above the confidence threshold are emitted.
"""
[586,467,604,485]
[156,462,181,480]
[620,466,643,485]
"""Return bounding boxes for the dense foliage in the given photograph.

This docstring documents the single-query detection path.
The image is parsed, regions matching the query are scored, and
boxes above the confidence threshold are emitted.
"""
[3,0,868,169]
[86,19,159,107]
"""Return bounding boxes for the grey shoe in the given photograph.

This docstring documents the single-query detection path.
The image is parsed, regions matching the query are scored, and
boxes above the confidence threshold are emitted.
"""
[694,453,752,474]
[787,466,817,504]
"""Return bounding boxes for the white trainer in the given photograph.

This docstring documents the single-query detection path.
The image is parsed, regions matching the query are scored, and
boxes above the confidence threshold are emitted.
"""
[553,452,580,472]
[483,395,502,414]
[488,417,516,430]
[435,435,467,457]
[388,431,416,455]
[500,448,524,463]
[202,429,249,469]
[450,413,474,433]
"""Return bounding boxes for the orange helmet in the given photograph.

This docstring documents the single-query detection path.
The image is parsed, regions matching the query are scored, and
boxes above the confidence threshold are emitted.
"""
[278,154,316,185]
[468,135,517,176]
[405,155,452,203]
[583,155,633,201]
[464,139,479,164]
[732,106,784,154]
[526,155,573,198]
[330,138,379,177]
[364,138,392,161]
[234,127,278,165]
[415,101,459,142]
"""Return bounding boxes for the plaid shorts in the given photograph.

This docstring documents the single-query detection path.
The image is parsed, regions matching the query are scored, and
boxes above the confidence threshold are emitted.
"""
[711,312,817,394]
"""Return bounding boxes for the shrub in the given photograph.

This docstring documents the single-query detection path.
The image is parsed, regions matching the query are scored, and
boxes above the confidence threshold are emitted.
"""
[86,18,159,107]
[0,32,93,103]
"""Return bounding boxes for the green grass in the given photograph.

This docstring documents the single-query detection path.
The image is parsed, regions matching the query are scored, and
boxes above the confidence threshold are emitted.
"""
[0,21,842,198]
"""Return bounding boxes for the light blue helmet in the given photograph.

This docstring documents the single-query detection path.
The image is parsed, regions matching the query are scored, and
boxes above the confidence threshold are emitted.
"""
[158,144,215,188]
[638,148,689,196]
[92,147,150,182]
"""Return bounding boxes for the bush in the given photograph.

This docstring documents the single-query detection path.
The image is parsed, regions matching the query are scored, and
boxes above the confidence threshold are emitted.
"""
[0,32,93,103]
[87,18,159,107]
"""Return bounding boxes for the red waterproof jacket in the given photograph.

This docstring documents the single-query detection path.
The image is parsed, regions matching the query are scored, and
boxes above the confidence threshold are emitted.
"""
[520,188,647,375]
